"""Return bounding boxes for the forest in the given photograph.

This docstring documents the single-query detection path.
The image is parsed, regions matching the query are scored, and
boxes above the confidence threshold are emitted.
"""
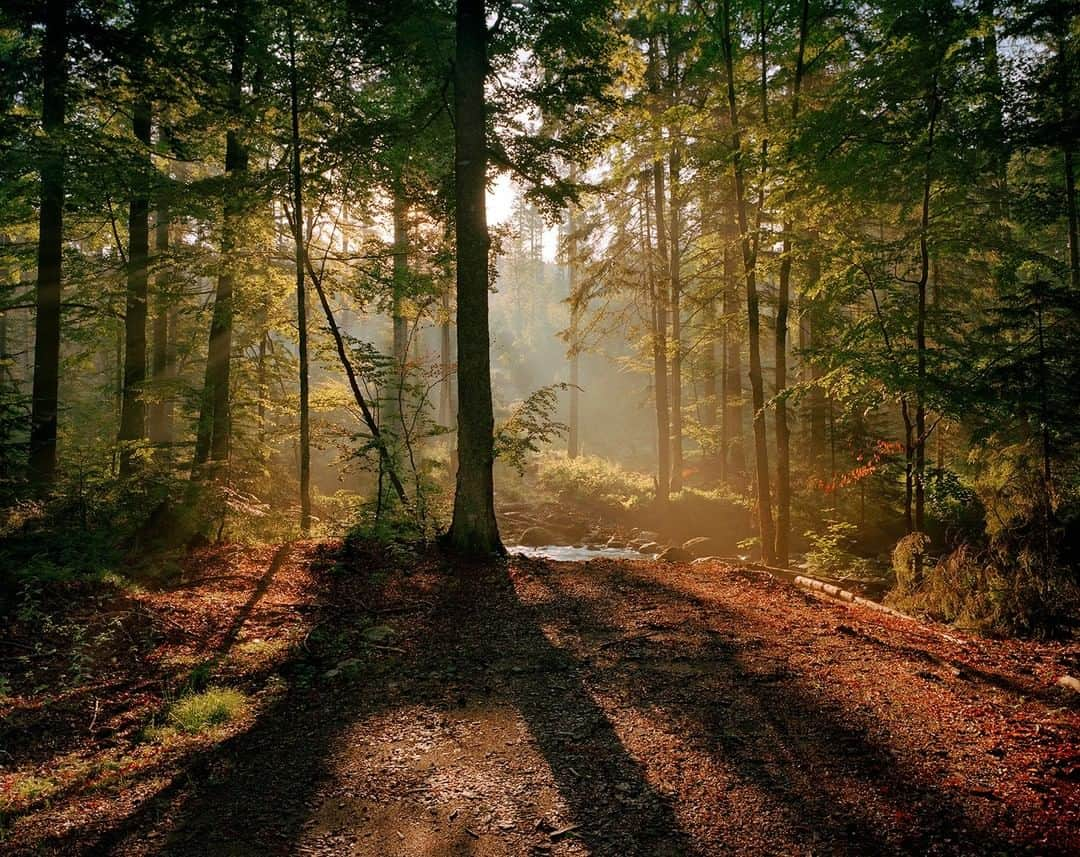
[1,0,1078,854]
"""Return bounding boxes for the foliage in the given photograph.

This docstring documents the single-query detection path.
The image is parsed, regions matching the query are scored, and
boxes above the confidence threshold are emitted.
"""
[804,520,879,581]
[892,532,933,594]
[535,453,654,511]
[494,383,571,475]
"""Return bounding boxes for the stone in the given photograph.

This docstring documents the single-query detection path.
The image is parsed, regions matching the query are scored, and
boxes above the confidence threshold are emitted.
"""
[658,546,692,562]
[682,536,723,558]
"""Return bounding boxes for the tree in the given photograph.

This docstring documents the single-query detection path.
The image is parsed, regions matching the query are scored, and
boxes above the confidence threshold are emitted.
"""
[29,0,65,487]
[445,0,502,553]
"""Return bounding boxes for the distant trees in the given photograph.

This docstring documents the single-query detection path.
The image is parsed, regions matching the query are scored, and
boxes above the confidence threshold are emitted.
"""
[1,0,1076,607]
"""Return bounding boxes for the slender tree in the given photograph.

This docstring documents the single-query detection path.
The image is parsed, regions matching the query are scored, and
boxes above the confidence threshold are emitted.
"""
[118,91,151,476]
[194,4,248,473]
[287,10,311,533]
[29,0,66,487]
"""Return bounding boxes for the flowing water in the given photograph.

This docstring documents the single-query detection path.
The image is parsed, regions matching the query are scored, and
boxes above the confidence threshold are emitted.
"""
[510,544,651,562]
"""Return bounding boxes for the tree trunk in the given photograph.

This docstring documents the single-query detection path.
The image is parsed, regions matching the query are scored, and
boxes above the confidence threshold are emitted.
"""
[1066,148,1078,291]
[915,82,940,539]
[643,182,670,506]
[668,140,684,492]
[567,171,580,459]
[288,12,311,533]
[119,97,151,476]
[720,0,775,563]
[389,189,409,446]
[148,190,171,445]
[29,0,66,487]
[647,37,671,504]
[439,288,454,428]
[446,0,502,554]
[721,197,745,487]
[194,18,247,473]
[772,0,809,565]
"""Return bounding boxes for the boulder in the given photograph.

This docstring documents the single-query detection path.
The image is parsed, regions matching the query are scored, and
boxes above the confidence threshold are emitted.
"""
[638,542,661,554]
[682,536,724,558]
[519,526,558,547]
[658,546,693,563]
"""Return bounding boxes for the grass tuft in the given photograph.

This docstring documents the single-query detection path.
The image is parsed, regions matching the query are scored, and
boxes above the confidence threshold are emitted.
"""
[146,686,248,741]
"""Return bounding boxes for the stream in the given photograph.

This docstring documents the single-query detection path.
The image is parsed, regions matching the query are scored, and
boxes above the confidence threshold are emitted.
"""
[510,544,651,562]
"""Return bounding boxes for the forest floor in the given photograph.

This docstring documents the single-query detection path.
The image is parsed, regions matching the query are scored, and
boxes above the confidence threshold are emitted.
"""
[1,539,1078,856]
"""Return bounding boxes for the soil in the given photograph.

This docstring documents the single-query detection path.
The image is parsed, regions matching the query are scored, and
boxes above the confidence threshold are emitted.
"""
[1,540,1078,855]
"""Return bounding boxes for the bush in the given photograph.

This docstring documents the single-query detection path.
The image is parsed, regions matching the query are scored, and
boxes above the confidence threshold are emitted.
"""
[889,519,1080,637]
[804,520,879,579]
[535,454,653,513]
[891,532,932,593]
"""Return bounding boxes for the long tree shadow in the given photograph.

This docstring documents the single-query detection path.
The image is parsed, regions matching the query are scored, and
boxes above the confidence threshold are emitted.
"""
[39,541,412,856]
[33,548,1056,856]
[536,559,1058,856]
[46,546,694,856]
[420,557,697,856]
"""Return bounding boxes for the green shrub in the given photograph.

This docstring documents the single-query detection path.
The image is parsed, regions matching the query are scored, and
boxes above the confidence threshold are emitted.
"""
[805,520,878,579]
[535,454,653,512]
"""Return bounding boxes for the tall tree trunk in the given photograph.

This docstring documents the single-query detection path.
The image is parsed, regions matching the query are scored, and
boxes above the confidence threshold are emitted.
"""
[721,196,745,486]
[914,82,940,541]
[668,140,684,491]
[1066,148,1079,291]
[439,288,454,428]
[720,0,775,563]
[148,191,171,445]
[772,0,809,565]
[29,0,66,487]
[288,11,310,533]
[803,252,826,468]
[644,182,670,505]
[119,97,151,476]
[700,299,718,444]
[567,170,580,459]
[647,37,671,504]
[389,189,409,445]
[194,14,247,473]
[446,0,502,553]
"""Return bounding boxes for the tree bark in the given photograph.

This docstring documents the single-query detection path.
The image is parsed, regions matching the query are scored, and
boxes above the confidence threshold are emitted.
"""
[643,180,670,505]
[668,139,684,492]
[287,11,311,533]
[1066,148,1078,291]
[194,13,247,473]
[148,191,171,445]
[721,194,745,487]
[29,0,66,487]
[439,288,454,428]
[647,37,671,504]
[119,97,151,476]
[446,0,502,554]
[915,82,940,539]
[567,193,581,459]
[720,0,775,563]
[389,189,410,446]
[772,0,809,565]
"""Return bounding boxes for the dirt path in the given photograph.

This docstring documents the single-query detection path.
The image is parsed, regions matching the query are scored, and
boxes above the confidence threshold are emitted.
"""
[3,543,1078,855]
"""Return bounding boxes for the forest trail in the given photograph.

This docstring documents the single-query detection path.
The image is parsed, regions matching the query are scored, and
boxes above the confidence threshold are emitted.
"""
[3,541,1078,856]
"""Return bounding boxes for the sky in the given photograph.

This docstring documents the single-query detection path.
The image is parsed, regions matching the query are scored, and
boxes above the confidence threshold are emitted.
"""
[487,172,559,262]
